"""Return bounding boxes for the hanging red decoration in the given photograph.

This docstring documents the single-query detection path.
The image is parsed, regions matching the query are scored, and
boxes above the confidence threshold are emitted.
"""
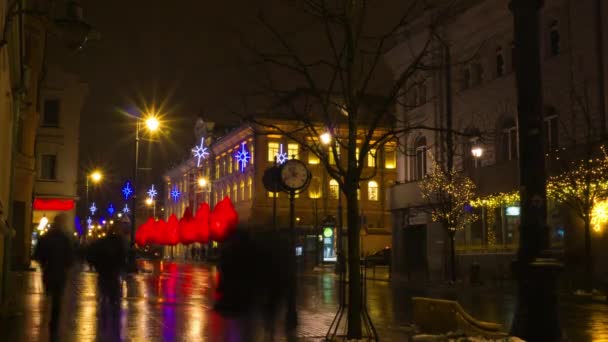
[194,202,210,243]
[209,197,239,242]
[33,198,75,211]
[178,208,197,245]
[166,214,180,246]
[135,217,155,247]
[154,219,170,245]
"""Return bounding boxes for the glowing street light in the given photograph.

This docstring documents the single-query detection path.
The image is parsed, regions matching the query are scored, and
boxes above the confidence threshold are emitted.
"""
[320,132,332,145]
[145,116,160,132]
[90,170,103,183]
[471,146,484,158]
[145,197,154,206]
[198,177,208,188]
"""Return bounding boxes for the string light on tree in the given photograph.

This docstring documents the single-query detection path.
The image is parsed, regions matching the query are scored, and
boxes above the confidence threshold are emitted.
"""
[276,143,288,164]
[192,137,210,167]
[171,185,181,202]
[122,204,130,214]
[147,184,158,200]
[90,202,97,216]
[122,181,134,200]
[235,141,250,172]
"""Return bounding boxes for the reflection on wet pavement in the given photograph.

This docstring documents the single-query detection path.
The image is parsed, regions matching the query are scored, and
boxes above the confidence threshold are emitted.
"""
[1,260,607,341]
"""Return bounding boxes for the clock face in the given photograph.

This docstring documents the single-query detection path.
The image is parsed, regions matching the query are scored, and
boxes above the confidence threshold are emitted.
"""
[280,160,310,190]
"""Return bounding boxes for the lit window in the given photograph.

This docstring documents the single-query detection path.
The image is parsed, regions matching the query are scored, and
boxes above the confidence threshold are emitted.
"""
[268,142,280,162]
[214,192,218,205]
[240,181,245,200]
[308,151,320,164]
[367,148,376,168]
[355,147,360,166]
[288,143,299,160]
[250,144,255,165]
[215,161,220,179]
[233,184,238,202]
[385,147,396,169]
[226,186,230,199]
[248,177,253,199]
[368,181,379,201]
[329,146,340,165]
[329,179,339,199]
[357,188,361,200]
[268,191,279,198]
[228,155,233,173]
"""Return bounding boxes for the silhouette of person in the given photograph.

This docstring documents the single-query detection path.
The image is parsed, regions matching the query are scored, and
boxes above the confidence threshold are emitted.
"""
[32,213,75,340]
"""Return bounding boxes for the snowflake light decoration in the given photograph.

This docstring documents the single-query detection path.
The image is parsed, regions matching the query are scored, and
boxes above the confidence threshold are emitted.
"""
[107,203,115,216]
[147,184,158,200]
[86,216,92,228]
[122,181,134,200]
[122,204,130,214]
[235,141,251,172]
[192,137,210,167]
[276,144,288,165]
[89,202,97,216]
[171,185,181,202]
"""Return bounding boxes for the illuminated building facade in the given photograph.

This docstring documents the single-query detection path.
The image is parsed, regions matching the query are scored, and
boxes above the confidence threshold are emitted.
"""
[163,120,397,261]
[386,0,608,281]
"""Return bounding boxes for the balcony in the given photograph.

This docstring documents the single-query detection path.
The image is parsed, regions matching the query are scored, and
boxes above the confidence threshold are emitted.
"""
[388,180,425,210]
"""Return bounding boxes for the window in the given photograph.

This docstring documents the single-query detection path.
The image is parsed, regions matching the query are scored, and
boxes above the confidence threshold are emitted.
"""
[496,47,504,77]
[287,143,299,160]
[240,181,245,200]
[247,177,253,199]
[308,151,320,164]
[329,146,340,165]
[228,155,233,173]
[385,147,396,169]
[40,154,57,180]
[42,99,60,127]
[368,181,378,201]
[357,188,361,200]
[233,184,238,202]
[355,147,360,166]
[215,162,220,179]
[367,148,376,167]
[550,20,560,56]
[545,108,559,151]
[501,121,518,161]
[268,142,280,162]
[414,137,427,180]
[268,191,279,198]
[329,179,339,199]
[214,192,218,205]
[250,144,255,165]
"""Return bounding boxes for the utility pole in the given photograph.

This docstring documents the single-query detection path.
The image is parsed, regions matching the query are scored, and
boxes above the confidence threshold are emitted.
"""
[509,1,561,340]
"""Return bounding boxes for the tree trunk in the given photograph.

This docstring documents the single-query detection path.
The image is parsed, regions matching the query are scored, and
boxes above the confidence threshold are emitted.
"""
[449,229,456,283]
[584,217,593,292]
[345,187,362,338]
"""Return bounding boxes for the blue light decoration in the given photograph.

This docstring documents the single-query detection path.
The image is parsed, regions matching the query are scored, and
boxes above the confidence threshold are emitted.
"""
[192,136,210,167]
[171,185,181,202]
[276,143,288,165]
[147,184,158,200]
[107,203,115,216]
[75,216,83,235]
[89,202,97,216]
[122,204,130,214]
[86,216,92,228]
[122,181,134,200]
[235,141,250,173]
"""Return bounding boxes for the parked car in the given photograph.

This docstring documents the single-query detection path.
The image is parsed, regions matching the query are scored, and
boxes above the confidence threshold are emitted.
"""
[364,247,391,267]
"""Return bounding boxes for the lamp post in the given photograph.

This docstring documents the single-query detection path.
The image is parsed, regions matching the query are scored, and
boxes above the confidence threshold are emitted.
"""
[320,132,343,272]
[128,114,160,272]
[145,197,156,218]
[85,170,103,216]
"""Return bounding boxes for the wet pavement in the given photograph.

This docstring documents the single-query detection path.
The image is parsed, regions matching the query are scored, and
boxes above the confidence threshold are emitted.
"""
[0,260,607,341]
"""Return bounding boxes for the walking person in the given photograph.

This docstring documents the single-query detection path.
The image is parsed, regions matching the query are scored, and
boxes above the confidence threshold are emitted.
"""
[32,213,75,341]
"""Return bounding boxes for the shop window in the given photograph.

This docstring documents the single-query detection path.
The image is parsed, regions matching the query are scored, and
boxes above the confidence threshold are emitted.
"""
[550,19,560,56]
[368,181,378,201]
[268,142,280,162]
[414,137,427,180]
[329,179,339,199]
[40,154,57,180]
[42,99,60,127]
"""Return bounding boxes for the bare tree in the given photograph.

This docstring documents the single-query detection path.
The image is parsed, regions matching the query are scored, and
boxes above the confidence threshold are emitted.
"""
[236,0,454,337]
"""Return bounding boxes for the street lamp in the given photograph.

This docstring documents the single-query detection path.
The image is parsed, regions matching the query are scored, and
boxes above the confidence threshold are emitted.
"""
[129,113,162,271]
[320,132,332,145]
[198,177,207,188]
[471,140,484,168]
[85,169,103,217]
[145,197,156,218]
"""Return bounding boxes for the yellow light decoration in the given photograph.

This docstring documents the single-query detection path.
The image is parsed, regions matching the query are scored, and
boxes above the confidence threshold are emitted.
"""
[591,199,608,232]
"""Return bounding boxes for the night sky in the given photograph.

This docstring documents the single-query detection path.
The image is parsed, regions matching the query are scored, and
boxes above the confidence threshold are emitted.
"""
[52,1,401,209]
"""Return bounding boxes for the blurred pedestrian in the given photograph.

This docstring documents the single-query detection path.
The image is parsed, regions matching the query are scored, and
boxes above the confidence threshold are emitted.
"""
[32,213,75,340]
